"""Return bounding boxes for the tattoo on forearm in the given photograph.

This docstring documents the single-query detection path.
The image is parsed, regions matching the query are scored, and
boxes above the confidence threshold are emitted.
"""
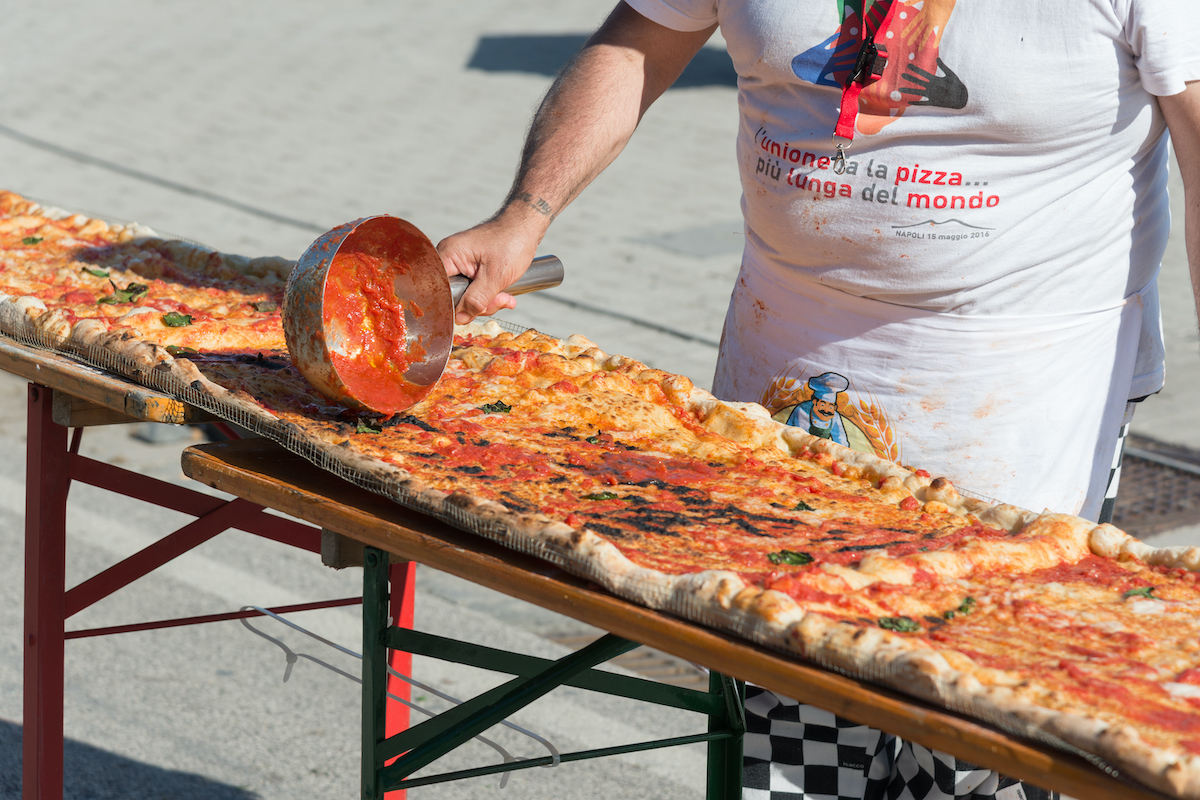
[514,192,554,217]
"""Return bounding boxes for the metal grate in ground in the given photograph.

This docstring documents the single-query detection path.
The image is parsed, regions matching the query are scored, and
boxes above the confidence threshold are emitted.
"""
[544,633,709,690]
[1112,435,1200,538]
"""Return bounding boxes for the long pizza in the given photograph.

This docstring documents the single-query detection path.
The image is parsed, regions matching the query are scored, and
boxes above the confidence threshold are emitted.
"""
[3,190,1200,798]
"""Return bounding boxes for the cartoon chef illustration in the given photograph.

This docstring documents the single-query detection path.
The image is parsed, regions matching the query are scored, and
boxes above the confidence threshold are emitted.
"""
[785,372,851,445]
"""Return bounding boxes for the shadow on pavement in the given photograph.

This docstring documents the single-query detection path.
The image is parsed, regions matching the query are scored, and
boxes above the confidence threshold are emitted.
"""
[468,34,738,88]
[0,718,258,800]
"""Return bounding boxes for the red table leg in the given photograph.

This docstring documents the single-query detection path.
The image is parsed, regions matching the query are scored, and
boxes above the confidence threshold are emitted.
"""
[385,560,417,800]
[24,384,69,800]
[19,382,368,799]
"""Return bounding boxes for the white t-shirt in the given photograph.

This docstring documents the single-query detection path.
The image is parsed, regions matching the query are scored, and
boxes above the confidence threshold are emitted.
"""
[625,0,1200,517]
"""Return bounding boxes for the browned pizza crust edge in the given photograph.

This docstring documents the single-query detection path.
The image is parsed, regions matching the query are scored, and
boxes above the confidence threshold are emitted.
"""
[2,202,1200,797]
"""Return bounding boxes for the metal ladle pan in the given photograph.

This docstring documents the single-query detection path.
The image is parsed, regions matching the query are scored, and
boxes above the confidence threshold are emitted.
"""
[283,215,562,415]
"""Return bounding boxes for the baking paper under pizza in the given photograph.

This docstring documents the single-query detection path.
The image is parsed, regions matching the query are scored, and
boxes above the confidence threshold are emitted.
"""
[3,191,1200,798]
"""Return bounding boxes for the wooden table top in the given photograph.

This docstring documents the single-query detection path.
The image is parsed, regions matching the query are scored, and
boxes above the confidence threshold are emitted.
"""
[182,437,1173,800]
[0,335,211,425]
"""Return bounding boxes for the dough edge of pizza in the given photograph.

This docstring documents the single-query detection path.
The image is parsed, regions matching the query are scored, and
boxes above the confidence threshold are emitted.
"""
[4,196,1200,797]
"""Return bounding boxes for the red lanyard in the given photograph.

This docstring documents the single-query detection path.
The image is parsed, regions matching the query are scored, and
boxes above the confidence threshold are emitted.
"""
[833,0,901,174]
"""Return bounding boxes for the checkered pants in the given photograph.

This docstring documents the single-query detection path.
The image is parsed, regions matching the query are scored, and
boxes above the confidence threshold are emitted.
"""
[743,687,1058,800]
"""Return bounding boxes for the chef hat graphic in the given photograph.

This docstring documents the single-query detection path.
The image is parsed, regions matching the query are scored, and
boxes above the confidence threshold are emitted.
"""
[808,372,849,404]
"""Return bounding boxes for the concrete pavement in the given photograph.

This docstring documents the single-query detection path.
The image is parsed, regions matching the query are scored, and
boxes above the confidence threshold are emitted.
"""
[0,1,1197,798]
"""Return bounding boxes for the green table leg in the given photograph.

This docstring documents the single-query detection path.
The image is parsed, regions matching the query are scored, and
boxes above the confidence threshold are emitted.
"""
[706,671,746,799]
[362,548,389,800]
[362,545,745,797]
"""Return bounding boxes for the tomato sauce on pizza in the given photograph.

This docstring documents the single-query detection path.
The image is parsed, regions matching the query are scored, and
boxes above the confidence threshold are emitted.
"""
[5,191,1200,797]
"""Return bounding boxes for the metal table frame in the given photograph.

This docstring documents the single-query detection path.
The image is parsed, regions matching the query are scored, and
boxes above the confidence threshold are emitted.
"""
[5,335,413,800]
[359,546,745,798]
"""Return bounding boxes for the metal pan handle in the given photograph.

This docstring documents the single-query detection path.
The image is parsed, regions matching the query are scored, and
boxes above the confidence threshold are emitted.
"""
[449,255,563,307]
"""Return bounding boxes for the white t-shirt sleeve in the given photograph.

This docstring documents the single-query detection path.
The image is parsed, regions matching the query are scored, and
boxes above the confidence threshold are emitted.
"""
[623,0,718,32]
[1119,0,1200,96]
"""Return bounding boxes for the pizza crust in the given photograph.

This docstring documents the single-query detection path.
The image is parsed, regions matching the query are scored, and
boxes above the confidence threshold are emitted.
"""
[5,199,1200,798]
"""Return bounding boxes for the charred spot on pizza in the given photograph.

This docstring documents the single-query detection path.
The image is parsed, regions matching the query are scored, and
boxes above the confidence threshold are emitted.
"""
[581,521,632,540]
[409,452,444,460]
[546,475,568,483]
[543,427,582,440]
[453,465,486,474]
[394,414,437,432]
[499,491,533,511]
[729,516,774,536]
[612,509,685,536]
[238,352,289,371]
[835,541,904,552]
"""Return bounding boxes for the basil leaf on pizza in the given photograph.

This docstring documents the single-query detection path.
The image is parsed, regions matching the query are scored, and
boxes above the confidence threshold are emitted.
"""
[767,550,813,566]
[944,596,976,619]
[583,491,625,501]
[162,311,193,327]
[479,401,512,414]
[879,616,922,633]
[22,236,43,245]
[82,267,109,278]
[1123,586,1155,599]
[98,280,149,304]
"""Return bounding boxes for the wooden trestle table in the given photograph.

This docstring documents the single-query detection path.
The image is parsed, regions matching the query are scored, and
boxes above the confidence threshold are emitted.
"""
[7,334,1174,800]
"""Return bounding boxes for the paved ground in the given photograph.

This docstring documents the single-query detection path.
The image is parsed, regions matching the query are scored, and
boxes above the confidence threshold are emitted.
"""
[0,1,1197,798]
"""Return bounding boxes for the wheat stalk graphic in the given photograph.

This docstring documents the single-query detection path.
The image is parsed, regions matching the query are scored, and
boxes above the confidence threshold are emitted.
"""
[840,391,902,463]
[759,365,810,414]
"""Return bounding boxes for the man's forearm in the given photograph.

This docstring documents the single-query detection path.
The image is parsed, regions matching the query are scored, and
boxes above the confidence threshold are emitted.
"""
[497,41,647,233]
[493,3,717,238]
[1160,82,1200,327]
[437,3,715,321]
